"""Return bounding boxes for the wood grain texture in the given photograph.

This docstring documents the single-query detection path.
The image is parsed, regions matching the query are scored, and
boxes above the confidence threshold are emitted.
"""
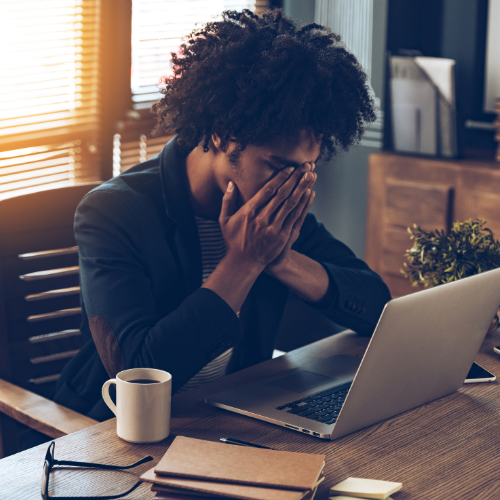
[0,378,98,438]
[385,179,452,230]
[2,329,500,499]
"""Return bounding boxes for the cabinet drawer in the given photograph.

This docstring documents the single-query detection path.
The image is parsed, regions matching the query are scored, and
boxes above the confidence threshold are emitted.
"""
[386,179,452,230]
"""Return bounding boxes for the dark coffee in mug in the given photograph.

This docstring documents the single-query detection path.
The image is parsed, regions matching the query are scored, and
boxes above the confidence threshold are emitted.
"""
[103,367,171,443]
[129,379,160,384]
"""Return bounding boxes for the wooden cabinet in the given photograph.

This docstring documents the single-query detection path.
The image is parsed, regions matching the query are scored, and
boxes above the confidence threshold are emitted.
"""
[365,151,500,297]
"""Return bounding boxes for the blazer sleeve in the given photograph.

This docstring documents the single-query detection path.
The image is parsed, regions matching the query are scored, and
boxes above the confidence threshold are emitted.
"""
[293,212,391,336]
[75,188,243,392]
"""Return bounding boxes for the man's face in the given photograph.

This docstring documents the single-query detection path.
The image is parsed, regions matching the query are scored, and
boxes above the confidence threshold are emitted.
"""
[217,130,322,207]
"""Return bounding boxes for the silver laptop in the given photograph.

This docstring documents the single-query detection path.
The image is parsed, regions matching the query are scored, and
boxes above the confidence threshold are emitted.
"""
[206,268,500,440]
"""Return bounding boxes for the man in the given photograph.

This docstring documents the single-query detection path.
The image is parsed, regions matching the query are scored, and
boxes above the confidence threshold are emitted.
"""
[53,9,391,420]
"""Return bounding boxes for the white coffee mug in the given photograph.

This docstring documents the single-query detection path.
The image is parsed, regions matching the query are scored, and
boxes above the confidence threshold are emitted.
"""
[102,368,171,443]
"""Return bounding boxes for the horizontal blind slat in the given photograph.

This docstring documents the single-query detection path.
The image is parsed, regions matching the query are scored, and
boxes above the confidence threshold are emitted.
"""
[0,93,97,114]
[1,61,99,83]
[0,175,78,197]
[0,118,99,143]
[4,28,99,44]
[0,161,74,180]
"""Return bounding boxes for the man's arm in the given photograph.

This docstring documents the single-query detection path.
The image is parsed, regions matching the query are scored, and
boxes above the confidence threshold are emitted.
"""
[75,187,244,393]
[265,250,331,304]
[265,213,391,336]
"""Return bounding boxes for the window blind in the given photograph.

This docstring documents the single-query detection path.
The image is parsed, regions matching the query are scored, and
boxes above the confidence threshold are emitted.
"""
[113,130,174,176]
[0,0,102,200]
[131,0,256,108]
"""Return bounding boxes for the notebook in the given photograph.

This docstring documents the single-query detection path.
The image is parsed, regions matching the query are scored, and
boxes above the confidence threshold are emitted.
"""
[153,485,320,500]
[153,436,325,491]
[142,467,319,500]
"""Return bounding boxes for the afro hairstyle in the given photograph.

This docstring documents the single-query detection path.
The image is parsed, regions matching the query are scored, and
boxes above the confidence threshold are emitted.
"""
[152,8,376,160]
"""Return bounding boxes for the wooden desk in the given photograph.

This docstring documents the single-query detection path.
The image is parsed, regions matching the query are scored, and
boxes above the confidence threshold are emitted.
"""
[2,328,500,500]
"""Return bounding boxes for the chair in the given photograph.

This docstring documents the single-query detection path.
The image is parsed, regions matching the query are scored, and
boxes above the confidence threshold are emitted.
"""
[0,183,102,457]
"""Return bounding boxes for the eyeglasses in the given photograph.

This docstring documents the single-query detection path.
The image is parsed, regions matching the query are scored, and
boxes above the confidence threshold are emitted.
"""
[41,441,153,500]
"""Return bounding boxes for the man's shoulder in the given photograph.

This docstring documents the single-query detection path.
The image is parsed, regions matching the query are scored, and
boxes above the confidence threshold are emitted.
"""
[100,155,161,196]
[79,155,163,212]
[82,135,182,211]
[75,156,169,243]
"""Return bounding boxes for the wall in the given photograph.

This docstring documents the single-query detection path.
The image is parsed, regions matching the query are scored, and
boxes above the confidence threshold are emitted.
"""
[282,0,315,24]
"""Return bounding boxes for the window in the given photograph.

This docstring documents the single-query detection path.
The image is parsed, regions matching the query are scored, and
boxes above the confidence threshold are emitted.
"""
[0,1,270,195]
[131,0,255,108]
[0,0,101,200]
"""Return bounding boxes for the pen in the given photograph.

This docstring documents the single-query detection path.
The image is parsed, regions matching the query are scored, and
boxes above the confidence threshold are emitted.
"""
[220,437,273,449]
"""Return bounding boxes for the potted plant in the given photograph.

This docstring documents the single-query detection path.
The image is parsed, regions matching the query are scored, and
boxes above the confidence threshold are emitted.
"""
[402,218,500,332]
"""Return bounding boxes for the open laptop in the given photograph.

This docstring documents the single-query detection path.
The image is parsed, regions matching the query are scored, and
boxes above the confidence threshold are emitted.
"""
[206,267,500,440]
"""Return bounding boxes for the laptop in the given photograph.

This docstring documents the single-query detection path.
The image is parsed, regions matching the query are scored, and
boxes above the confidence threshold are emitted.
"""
[206,267,500,440]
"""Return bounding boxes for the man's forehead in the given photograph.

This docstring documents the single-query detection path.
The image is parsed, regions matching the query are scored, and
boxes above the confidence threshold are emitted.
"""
[260,130,322,165]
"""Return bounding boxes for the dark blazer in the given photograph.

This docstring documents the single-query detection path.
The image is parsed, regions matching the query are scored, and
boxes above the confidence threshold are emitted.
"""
[52,137,391,421]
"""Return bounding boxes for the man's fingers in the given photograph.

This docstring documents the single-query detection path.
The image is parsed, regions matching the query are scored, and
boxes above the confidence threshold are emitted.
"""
[283,189,314,233]
[272,170,315,226]
[297,189,315,228]
[219,181,237,226]
[261,163,314,222]
[246,165,296,211]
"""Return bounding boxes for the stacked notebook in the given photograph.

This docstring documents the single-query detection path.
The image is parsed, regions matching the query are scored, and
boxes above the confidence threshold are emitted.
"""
[140,436,325,500]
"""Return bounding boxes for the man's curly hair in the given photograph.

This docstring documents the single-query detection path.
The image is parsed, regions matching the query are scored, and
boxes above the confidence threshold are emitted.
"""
[152,8,376,160]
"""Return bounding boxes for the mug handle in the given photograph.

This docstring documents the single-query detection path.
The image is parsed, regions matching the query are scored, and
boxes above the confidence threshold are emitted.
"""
[102,379,117,416]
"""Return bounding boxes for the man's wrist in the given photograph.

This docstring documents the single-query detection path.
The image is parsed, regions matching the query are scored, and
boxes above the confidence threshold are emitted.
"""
[221,254,266,279]
[264,250,331,304]
[202,255,264,314]
[265,250,294,278]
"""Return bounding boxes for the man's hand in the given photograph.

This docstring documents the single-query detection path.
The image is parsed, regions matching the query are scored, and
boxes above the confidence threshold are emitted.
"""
[266,162,317,270]
[203,161,317,313]
[219,162,316,271]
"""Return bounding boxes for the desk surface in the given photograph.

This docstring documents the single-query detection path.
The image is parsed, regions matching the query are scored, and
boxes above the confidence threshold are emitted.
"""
[2,329,500,500]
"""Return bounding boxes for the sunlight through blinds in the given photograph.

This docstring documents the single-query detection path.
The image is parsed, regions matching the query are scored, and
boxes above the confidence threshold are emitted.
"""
[131,0,255,109]
[0,0,101,200]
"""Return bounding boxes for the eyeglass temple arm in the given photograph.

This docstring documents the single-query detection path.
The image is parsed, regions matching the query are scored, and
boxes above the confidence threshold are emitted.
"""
[48,479,143,500]
[53,455,153,470]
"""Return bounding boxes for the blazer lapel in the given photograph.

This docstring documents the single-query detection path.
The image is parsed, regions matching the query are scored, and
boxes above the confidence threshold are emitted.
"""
[159,137,202,295]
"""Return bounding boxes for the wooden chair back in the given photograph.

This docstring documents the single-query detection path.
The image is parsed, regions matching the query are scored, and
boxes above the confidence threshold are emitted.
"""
[0,183,101,453]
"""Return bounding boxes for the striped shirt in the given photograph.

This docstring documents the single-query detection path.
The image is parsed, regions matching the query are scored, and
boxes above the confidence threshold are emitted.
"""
[177,216,234,393]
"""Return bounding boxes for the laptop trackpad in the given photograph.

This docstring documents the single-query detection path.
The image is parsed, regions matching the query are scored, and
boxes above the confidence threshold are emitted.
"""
[265,370,333,393]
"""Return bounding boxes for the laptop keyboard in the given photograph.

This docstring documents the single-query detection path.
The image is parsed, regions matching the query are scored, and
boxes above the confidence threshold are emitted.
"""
[275,381,352,425]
